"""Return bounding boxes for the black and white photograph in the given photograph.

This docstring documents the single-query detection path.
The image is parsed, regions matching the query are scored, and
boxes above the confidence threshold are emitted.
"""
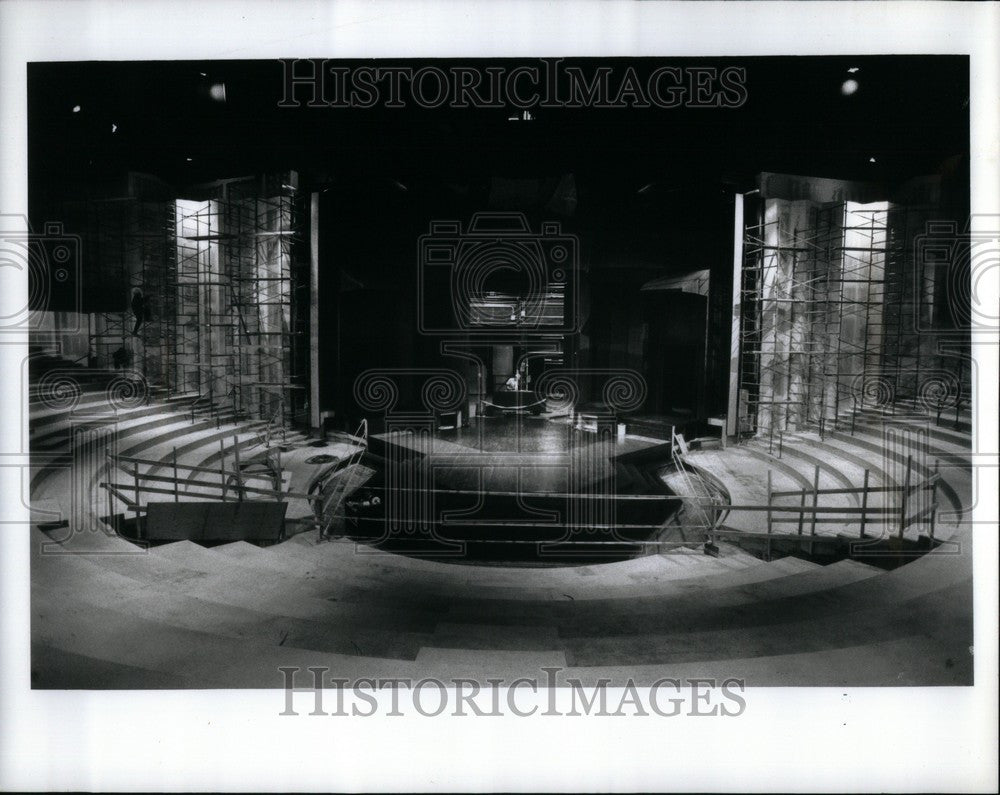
[1,1,997,791]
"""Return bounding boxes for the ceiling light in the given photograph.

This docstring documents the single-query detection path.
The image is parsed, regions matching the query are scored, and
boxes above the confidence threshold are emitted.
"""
[840,79,859,96]
[111,123,117,133]
[869,157,877,163]
[209,82,227,102]
[72,105,81,113]
[847,67,860,74]
[637,183,654,195]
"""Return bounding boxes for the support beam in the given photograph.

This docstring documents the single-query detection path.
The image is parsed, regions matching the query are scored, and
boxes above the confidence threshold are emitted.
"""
[727,192,744,438]
[309,191,321,430]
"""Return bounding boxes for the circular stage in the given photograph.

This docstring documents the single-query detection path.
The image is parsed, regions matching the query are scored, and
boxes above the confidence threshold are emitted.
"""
[342,416,684,564]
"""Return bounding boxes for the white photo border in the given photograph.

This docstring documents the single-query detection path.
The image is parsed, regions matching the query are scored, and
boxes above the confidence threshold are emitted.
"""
[1,1,997,792]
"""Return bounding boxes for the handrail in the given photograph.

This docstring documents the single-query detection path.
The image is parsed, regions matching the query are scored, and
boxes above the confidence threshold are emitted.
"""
[106,449,322,504]
[770,474,938,499]
[184,365,243,428]
[252,397,287,449]
[317,418,369,539]
[668,429,727,539]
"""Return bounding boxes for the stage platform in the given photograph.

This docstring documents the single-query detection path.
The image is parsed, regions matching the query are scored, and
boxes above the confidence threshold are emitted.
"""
[352,416,682,561]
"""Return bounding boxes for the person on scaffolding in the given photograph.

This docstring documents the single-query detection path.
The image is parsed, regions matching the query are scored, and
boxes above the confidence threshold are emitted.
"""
[130,287,151,336]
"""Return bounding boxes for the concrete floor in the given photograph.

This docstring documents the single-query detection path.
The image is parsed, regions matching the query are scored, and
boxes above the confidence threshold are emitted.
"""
[28,396,975,689]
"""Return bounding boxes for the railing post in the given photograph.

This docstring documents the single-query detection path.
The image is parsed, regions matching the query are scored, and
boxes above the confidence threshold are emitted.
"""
[810,464,820,536]
[777,431,783,459]
[898,453,912,539]
[220,439,227,501]
[929,459,939,541]
[172,447,179,502]
[132,461,142,538]
[796,484,806,536]
[765,469,773,560]
[105,447,114,534]
[232,434,242,501]
[859,469,870,538]
[276,447,284,502]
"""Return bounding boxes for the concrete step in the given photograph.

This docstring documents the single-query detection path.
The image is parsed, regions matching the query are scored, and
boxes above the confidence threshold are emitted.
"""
[32,583,429,688]
[29,391,198,432]
[563,577,972,673]
[162,540,776,604]
[31,642,199,689]
[34,536,448,631]
[29,523,972,687]
[831,422,972,468]
[272,532,757,586]
[31,409,219,453]
[36,550,431,660]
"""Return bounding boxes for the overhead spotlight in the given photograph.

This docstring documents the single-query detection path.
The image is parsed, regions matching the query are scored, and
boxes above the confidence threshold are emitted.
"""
[186,157,193,162]
[209,82,227,102]
[111,123,118,133]
[841,79,859,96]
[869,157,877,163]
[72,105,81,113]
[196,77,227,103]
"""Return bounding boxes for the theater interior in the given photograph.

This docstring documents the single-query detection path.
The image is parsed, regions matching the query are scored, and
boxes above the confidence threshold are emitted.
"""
[24,56,976,687]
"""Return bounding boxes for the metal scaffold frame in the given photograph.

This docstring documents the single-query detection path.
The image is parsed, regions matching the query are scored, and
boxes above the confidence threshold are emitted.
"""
[173,174,307,425]
[51,173,308,431]
[738,199,968,447]
[60,196,179,387]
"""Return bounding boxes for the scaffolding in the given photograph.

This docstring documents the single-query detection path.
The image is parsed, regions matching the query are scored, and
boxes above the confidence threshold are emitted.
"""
[58,196,178,386]
[738,198,967,446]
[53,172,308,426]
[172,175,307,424]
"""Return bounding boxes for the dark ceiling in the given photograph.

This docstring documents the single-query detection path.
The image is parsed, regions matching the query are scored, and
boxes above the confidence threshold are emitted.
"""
[29,56,969,202]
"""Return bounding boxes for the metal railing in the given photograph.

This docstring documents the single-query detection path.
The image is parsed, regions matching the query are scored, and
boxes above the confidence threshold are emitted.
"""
[317,419,369,540]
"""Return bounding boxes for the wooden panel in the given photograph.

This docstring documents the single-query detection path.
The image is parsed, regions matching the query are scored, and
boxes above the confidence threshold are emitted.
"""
[145,501,288,543]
